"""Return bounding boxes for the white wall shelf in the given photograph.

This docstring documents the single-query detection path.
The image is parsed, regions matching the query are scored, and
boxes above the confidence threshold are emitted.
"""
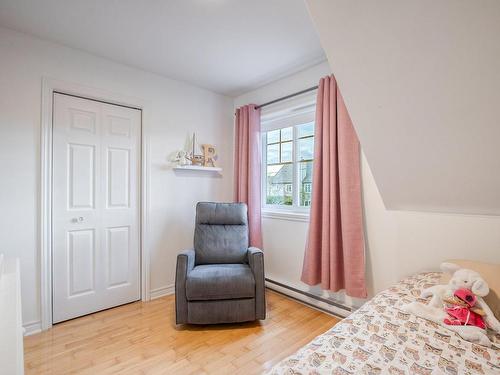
[173,165,222,173]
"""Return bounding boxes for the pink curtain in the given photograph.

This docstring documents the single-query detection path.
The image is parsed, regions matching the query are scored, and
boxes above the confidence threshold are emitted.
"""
[301,75,367,298]
[234,104,263,249]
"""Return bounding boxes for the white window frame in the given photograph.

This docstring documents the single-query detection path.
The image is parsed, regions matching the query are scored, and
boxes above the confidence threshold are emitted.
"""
[260,92,316,222]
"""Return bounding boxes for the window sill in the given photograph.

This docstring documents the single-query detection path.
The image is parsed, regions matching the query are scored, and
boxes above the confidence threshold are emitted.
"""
[261,208,310,222]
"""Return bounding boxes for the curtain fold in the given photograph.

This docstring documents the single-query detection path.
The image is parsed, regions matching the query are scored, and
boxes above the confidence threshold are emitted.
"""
[234,104,263,249]
[301,75,367,298]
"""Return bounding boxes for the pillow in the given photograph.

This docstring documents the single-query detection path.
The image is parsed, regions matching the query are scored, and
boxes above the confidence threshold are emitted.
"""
[439,259,500,320]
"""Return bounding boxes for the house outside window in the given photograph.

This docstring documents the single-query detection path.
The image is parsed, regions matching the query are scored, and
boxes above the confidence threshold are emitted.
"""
[264,122,314,208]
[260,92,316,215]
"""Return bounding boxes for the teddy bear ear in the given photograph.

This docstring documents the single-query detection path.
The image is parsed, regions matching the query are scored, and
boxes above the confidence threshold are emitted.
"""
[472,279,489,297]
[440,262,460,274]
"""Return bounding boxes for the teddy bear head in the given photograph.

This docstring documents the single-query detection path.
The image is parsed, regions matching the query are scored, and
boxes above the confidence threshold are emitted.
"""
[440,262,490,297]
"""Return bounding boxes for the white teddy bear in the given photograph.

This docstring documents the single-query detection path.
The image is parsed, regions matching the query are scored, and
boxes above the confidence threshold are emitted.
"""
[403,262,500,347]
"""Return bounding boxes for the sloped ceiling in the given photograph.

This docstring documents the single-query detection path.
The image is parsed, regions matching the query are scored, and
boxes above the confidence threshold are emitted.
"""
[306,0,500,215]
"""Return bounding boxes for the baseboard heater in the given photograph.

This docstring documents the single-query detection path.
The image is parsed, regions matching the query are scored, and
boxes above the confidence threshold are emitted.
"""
[265,278,351,316]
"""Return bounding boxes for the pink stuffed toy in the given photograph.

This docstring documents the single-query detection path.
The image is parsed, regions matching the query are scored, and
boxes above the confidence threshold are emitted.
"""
[443,288,486,329]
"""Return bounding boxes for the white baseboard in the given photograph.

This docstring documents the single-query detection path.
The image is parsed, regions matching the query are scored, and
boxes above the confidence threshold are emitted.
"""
[150,284,174,300]
[265,280,351,319]
[23,320,42,336]
[23,287,174,336]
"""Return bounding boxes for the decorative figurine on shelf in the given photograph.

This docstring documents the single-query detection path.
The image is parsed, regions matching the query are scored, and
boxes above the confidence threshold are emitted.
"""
[173,150,191,166]
[174,132,219,168]
[189,154,205,166]
[201,144,217,167]
[186,132,205,166]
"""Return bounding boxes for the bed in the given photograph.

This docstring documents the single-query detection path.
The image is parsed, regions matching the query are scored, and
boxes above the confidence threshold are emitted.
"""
[267,272,500,374]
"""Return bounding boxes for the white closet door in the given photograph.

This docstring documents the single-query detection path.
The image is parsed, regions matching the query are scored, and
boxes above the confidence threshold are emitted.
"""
[52,93,141,323]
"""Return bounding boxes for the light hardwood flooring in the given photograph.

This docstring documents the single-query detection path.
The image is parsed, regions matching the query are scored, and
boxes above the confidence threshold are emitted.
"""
[24,290,339,374]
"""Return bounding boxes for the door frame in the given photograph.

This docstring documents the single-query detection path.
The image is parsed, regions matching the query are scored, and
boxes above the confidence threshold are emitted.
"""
[40,77,151,330]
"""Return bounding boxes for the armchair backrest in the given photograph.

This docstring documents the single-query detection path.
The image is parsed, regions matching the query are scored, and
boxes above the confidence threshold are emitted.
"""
[194,202,249,265]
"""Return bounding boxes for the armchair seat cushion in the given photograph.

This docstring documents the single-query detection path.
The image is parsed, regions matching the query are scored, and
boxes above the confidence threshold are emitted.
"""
[186,264,255,301]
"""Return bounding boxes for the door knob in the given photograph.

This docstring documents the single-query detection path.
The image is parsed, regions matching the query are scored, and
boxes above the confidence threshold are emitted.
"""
[72,217,84,223]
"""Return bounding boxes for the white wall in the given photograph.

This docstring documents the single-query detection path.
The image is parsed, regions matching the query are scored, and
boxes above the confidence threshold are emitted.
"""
[0,27,234,328]
[235,62,500,309]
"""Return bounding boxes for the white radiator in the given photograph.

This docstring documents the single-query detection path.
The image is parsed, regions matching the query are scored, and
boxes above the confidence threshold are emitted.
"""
[0,255,24,374]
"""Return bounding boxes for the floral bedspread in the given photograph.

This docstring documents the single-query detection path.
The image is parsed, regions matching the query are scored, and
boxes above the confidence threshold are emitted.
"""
[267,273,500,374]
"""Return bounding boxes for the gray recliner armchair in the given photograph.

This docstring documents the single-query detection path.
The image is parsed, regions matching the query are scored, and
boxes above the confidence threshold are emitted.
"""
[175,202,266,324]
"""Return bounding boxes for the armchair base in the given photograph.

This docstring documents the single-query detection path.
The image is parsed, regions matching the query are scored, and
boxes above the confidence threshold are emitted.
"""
[185,298,256,325]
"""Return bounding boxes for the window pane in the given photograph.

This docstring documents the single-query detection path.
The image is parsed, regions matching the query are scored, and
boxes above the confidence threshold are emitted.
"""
[267,129,280,144]
[266,164,293,205]
[281,141,293,163]
[298,137,314,161]
[297,122,314,138]
[281,127,293,141]
[267,144,279,164]
[299,161,313,207]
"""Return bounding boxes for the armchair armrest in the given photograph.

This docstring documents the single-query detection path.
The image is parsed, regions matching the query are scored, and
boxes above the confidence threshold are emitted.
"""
[247,247,263,270]
[247,247,266,319]
[175,249,195,324]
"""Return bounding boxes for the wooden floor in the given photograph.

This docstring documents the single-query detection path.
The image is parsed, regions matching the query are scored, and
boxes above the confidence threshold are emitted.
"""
[24,290,339,375]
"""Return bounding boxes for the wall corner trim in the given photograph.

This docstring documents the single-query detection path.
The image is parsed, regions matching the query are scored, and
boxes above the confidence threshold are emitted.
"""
[23,320,42,336]
[150,284,175,300]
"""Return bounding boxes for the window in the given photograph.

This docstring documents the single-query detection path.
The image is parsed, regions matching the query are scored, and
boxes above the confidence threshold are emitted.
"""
[263,121,314,210]
[260,90,316,217]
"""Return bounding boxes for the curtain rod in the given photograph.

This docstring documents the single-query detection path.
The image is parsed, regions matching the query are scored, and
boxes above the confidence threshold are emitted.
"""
[255,85,318,110]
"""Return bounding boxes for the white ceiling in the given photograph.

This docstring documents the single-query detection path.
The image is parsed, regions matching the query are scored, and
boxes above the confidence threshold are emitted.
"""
[307,0,500,215]
[0,0,326,96]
